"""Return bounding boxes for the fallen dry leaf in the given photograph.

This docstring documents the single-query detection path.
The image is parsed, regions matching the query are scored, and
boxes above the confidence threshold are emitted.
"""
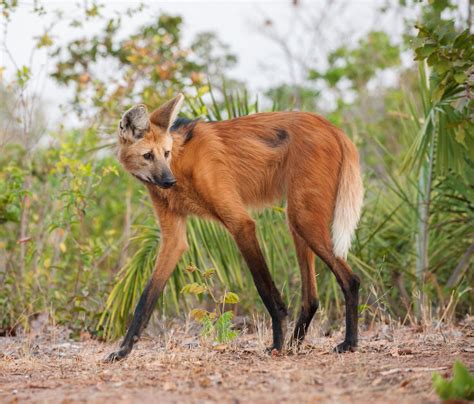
[397,348,413,356]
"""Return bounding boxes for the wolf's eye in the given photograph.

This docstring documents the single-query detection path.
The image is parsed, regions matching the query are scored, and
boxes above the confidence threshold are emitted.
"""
[164,150,170,158]
[143,152,154,161]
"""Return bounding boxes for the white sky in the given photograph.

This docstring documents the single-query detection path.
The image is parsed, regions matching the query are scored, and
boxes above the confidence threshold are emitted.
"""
[1,0,468,126]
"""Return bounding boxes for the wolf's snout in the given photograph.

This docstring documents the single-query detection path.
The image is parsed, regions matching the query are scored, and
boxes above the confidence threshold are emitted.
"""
[152,173,176,189]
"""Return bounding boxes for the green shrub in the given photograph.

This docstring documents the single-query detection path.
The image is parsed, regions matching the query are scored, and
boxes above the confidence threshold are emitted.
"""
[432,361,474,401]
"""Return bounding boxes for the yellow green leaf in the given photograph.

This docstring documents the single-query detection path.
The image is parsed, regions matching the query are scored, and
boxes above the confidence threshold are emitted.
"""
[37,32,53,48]
[190,308,208,321]
[221,292,240,304]
[180,282,207,295]
[203,268,216,278]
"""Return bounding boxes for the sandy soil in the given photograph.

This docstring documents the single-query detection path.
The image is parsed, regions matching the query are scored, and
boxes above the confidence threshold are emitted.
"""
[0,321,473,403]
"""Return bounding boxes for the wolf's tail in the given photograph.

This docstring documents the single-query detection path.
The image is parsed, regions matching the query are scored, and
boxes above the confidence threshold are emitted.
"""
[331,139,364,259]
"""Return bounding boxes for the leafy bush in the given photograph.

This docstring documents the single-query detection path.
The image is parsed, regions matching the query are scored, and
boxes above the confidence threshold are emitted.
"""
[432,361,474,401]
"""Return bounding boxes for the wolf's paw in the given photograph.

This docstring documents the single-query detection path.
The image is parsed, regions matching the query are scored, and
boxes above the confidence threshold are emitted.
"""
[334,341,357,353]
[103,347,130,363]
[265,345,283,356]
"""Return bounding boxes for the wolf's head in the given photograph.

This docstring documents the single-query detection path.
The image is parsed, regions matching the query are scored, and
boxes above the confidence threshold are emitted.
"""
[117,94,184,189]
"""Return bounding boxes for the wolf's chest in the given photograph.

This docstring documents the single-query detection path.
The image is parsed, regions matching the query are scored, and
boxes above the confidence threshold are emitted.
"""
[158,184,216,220]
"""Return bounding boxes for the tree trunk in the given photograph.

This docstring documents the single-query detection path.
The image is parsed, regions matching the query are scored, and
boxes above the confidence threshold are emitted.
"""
[415,130,435,324]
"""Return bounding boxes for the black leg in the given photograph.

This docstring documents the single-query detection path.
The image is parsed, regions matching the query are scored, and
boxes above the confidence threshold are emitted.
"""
[232,219,288,351]
[289,228,319,345]
[334,271,360,353]
[292,298,319,343]
[104,212,188,362]
[105,280,162,362]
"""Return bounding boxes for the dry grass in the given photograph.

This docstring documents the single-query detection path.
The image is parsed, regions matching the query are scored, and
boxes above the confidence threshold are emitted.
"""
[0,318,473,403]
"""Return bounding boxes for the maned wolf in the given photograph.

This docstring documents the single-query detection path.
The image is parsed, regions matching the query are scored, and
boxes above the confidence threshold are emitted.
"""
[106,94,363,362]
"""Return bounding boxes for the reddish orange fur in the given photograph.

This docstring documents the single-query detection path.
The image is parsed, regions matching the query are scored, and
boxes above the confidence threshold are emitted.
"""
[149,112,347,224]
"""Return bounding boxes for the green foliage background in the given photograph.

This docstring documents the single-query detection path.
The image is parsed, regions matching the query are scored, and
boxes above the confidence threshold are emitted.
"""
[0,0,472,339]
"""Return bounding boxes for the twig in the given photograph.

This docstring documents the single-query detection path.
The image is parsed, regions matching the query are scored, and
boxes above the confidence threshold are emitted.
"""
[380,366,447,376]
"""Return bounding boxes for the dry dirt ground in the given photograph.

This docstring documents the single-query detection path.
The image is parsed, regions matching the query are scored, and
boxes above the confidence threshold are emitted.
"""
[0,320,473,403]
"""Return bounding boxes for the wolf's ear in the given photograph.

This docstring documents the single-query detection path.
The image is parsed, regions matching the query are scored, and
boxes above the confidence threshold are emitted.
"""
[119,104,150,143]
[149,93,184,131]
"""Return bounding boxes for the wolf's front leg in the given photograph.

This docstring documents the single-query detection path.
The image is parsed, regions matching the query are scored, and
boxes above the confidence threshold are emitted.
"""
[104,212,187,362]
[105,279,162,362]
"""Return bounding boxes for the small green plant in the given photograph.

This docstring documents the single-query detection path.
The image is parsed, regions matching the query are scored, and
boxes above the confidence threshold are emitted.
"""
[432,360,474,401]
[181,265,239,344]
[0,164,27,224]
